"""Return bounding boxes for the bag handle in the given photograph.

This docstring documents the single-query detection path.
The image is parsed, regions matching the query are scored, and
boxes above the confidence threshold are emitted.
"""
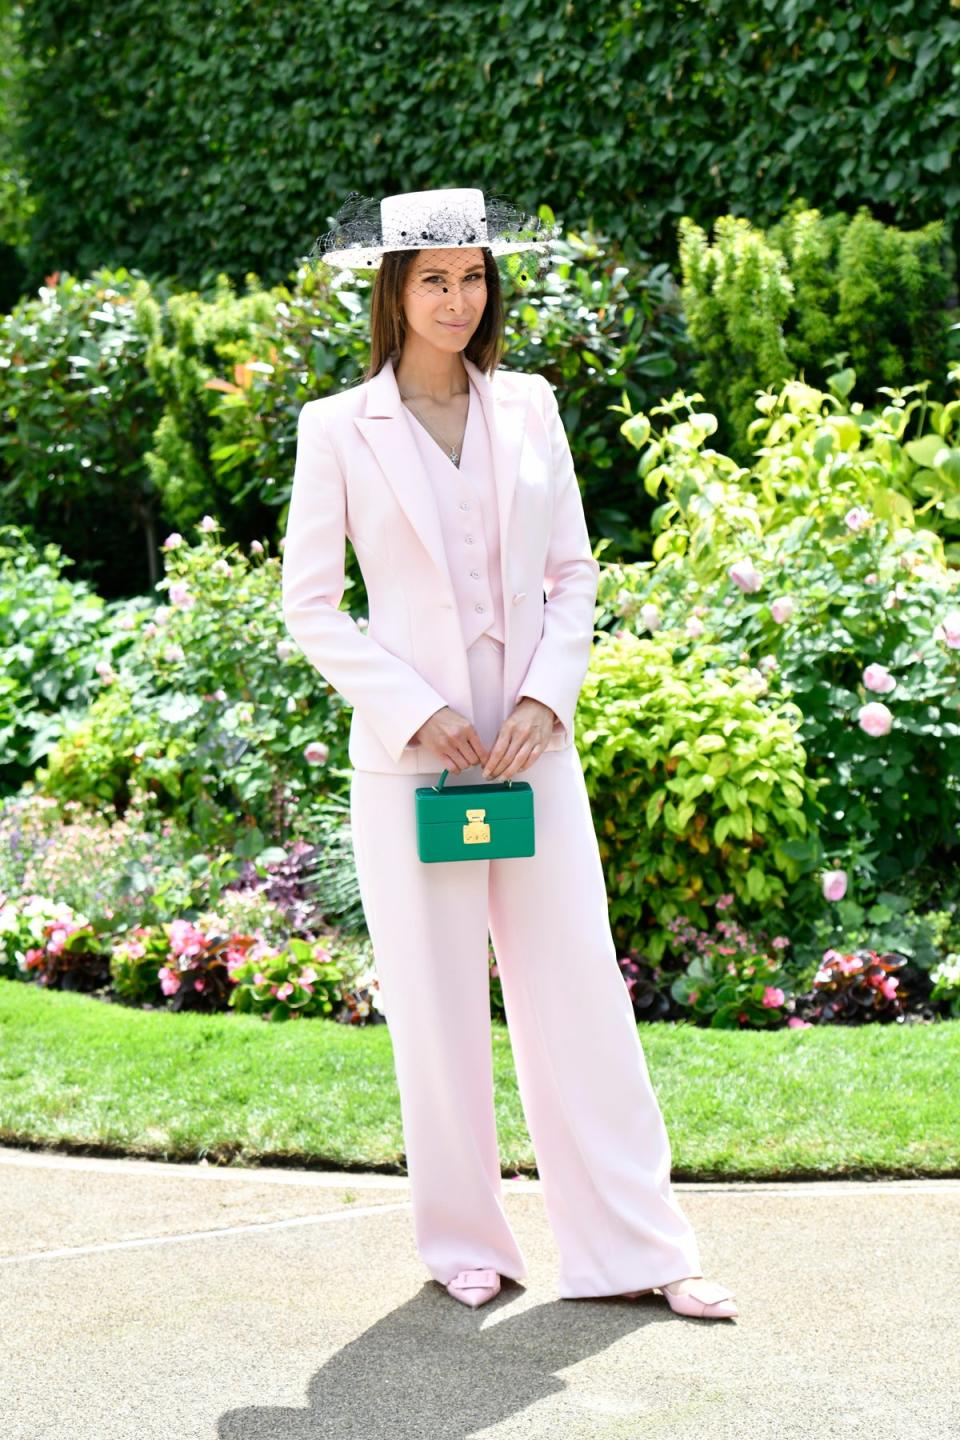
[432,767,513,793]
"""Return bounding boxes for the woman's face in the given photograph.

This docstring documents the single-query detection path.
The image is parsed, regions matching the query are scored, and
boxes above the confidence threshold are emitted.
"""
[400,246,487,351]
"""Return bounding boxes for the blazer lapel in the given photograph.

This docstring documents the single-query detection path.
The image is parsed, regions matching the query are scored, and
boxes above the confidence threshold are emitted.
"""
[353,353,530,599]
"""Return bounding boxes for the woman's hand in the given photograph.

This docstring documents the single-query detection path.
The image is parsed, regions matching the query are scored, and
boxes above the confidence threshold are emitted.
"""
[410,706,490,775]
[482,698,556,780]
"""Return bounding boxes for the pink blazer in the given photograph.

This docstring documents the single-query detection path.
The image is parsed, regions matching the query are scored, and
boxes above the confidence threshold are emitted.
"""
[281,353,600,774]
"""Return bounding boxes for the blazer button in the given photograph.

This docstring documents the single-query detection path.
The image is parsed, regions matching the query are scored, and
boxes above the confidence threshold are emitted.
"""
[511,592,527,605]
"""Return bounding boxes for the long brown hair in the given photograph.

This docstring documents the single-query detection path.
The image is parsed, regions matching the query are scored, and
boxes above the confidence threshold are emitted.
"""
[363,247,506,382]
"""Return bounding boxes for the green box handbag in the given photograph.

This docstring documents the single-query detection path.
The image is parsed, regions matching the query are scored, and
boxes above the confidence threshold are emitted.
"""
[415,767,535,863]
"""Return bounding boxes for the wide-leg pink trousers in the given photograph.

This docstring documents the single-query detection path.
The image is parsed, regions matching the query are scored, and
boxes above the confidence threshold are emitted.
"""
[348,631,703,1298]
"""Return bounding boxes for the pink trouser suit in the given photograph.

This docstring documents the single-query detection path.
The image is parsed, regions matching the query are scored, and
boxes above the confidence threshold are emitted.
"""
[283,356,703,1297]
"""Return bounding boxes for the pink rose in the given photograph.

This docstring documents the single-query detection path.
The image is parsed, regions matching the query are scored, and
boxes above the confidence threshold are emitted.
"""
[844,507,870,531]
[162,533,183,550]
[862,663,896,694]
[639,603,661,632]
[304,741,329,764]
[934,610,960,649]
[685,616,704,637]
[762,986,785,1007]
[168,581,192,606]
[858,701,893,737]
[770,596,794,623]
[729,559,762,593]
[198,514,219,532]
[250,539,264,555]
[822,870,848,902]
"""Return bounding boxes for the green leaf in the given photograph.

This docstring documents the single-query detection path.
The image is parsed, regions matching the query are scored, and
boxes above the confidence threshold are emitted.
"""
[905,434,948,469]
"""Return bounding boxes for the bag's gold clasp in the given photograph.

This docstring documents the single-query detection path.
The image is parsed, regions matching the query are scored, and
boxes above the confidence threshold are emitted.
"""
[463,808,491,845]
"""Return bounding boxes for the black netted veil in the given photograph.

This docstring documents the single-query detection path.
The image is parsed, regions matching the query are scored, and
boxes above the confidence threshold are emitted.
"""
[312,192,382,258]
[307,189,559,285]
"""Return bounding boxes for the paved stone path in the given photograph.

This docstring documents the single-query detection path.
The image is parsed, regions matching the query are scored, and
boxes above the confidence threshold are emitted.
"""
[2,1144,958,1439]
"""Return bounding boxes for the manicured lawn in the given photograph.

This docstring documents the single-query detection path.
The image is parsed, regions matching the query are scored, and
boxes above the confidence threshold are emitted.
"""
[1,978,957,1178]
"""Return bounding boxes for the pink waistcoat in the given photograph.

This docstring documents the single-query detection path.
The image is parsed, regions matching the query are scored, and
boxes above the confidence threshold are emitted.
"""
[401,375,505,650]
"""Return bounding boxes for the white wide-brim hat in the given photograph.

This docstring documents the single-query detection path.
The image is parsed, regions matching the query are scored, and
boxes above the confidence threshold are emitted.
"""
[309,186,559,272]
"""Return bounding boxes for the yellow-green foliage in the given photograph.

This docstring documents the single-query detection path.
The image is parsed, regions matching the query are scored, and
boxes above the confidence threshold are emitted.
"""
[679,203,951,461]
[577,633,824,961]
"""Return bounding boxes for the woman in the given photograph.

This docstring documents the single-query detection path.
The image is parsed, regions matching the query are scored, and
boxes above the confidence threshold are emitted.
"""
[282,187,738,1320]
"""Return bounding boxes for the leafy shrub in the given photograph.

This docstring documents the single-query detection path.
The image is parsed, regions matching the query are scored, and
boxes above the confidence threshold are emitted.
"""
[663,909,800,1030]
[109,925,172,1004]
[678,204,954,464]
[0,894,92,981]
[800,891,960,979]
[138,270,369,549]
[577,631,823,960]
[20,910,108,991]
[0,790,236,930]
[929,955,960,1018]
[36,523,344,847]
[1,883,384,1024]
[0,269,166,595]
[605,371,960,927]
[0,525,109,788]
[792,948,913,1025]
[226,936,345,1022]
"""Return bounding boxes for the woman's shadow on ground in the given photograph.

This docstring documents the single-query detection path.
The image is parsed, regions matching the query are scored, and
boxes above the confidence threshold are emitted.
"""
[219,1278,668,1438]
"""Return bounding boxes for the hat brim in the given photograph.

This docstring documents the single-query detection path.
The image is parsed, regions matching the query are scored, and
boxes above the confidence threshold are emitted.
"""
[314,238,552,272]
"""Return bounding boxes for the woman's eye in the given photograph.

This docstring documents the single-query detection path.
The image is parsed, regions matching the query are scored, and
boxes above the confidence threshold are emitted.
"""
[421,272,484,284]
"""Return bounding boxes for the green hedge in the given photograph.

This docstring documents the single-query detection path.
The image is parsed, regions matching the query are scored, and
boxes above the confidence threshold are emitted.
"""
[9,0,960,293]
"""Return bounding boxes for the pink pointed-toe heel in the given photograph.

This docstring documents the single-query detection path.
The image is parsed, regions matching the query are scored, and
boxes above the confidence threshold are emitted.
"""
[622,1276,739,1320]
[445,1268,501,1308]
